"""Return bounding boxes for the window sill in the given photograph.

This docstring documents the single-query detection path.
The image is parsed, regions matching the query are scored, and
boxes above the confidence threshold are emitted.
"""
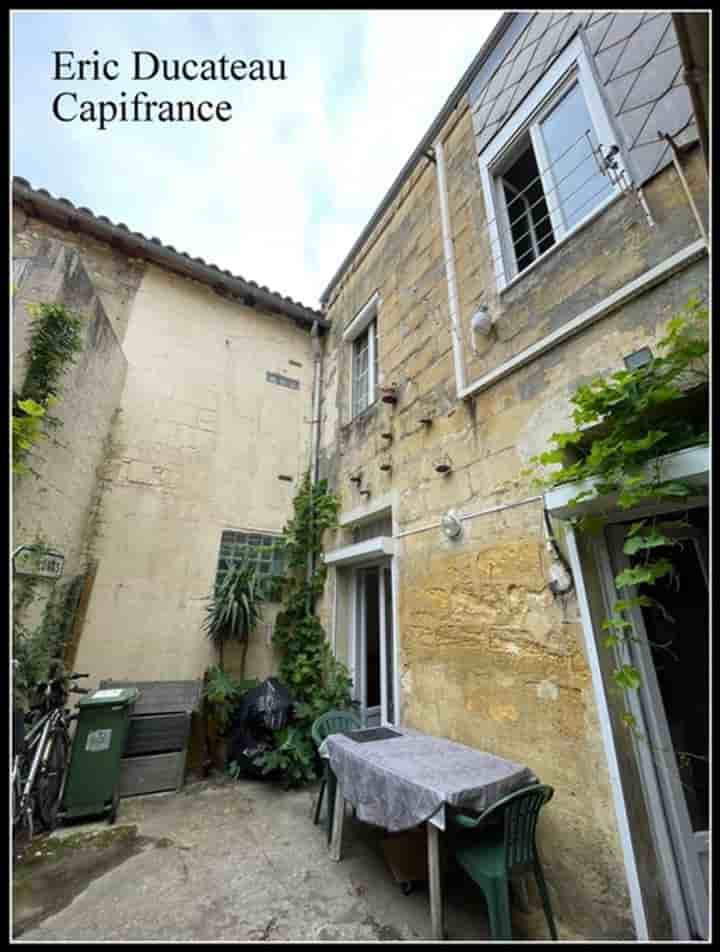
[343,399,379,431]
[498,191,623,296]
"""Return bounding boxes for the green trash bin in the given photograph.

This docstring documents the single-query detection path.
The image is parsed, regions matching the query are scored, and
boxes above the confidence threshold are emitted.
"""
[60,686,139,824]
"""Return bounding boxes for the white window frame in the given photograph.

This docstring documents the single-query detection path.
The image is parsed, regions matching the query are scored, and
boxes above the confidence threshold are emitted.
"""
[479,35,626,292]
[344,291,380,419]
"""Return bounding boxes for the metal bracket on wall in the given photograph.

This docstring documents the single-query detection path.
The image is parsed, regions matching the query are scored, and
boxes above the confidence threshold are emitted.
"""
[659,130,708,248]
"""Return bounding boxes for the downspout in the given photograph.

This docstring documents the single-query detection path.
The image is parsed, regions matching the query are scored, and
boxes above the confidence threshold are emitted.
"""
[433,138,468,398]
[306,320,323,609]
[310,321,323,484]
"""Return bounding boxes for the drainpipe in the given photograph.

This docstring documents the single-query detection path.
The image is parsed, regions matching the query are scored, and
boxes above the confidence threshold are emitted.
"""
[433,138,467,398]
[306,320,323,609]
[310,321,322,485]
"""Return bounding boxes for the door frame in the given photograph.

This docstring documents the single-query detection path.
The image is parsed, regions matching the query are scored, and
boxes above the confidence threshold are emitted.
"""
[599,506,709,939]
[349,557,398,727]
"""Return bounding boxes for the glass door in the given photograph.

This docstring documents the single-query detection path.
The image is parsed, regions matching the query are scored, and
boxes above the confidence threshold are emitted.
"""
[354,562,396,727]
[606,506,708,938]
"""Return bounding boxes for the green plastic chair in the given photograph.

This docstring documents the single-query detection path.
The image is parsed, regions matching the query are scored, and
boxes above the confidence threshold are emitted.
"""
[451,783,557,941]
[311,708,361,836]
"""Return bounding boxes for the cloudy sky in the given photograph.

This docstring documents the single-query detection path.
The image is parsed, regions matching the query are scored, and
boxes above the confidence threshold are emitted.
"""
[12,10,501,308]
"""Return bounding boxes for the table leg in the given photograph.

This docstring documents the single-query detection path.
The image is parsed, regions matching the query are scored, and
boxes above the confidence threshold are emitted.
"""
[328,776,345,862]
[427,821,445,939]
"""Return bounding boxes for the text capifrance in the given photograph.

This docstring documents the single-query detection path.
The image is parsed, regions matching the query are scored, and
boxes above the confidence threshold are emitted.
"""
[51,50,288,130]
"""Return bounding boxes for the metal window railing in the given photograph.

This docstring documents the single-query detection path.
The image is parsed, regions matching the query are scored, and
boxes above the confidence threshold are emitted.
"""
[482,130,626,276]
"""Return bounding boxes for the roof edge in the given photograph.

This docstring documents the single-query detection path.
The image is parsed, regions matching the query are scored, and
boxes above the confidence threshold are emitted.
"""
[12,177,328,330]
[319,11,514,307]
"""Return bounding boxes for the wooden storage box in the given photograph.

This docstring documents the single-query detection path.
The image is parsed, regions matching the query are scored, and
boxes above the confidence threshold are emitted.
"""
[118,751,186,796]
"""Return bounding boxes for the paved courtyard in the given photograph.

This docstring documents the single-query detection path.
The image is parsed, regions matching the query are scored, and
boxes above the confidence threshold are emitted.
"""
[13,773,561,942]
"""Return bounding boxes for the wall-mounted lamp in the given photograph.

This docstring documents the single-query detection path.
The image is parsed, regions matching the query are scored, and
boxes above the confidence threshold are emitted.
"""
[471,305,493,338]
[548,558,573,596]
[623,347,653,370]
[441,510,463,540]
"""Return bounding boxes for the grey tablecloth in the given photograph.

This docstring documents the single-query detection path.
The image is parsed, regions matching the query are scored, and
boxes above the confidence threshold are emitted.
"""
[319,727,537,832]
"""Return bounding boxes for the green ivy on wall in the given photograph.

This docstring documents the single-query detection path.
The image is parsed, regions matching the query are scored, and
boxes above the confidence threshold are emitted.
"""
[529,297,708,730]
[252,471,354,787]
[13,301,84,475]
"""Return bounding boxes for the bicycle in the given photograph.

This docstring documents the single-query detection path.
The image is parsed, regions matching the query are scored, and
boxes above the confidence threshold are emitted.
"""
[12,664,90,845]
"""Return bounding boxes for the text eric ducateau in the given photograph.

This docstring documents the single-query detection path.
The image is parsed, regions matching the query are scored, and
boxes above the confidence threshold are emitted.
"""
[51,50,288,130]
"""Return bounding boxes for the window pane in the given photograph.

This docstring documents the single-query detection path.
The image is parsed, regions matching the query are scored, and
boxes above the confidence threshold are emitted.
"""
[539,82,614,232]
[502,140,555,274]
[215,531,285,598]
[353,328,370,416]
[371,320,378,405]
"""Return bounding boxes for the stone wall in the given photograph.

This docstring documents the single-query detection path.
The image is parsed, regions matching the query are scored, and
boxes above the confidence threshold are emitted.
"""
[13,206,146,344]
[12,237,128,626]
[318,71,708,938]
[72,261,315,688]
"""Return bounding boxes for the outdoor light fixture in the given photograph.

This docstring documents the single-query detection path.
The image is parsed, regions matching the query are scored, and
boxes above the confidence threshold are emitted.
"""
[623,347,653,370]
[470,305,493,337]
[441,510,463,540]
[548,558,573,596]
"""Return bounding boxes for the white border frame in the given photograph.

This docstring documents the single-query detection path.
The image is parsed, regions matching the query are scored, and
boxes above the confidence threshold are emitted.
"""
[479,35,626,291]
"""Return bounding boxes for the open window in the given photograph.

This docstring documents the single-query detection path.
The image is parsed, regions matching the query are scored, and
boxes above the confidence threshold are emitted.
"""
[479,36,627,290]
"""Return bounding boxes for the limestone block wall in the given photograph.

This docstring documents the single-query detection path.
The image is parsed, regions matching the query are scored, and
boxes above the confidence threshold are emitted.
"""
[72,262,315,687]
[12,238,128,614]
[318,78,708,938]
[13,205,147,344]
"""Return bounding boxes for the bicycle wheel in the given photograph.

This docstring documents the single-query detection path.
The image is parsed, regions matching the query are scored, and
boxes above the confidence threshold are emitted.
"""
[12,755,34,847]
[36,727,69,831]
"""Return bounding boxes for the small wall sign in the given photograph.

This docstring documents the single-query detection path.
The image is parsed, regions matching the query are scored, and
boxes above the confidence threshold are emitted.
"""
[13,546,65,579]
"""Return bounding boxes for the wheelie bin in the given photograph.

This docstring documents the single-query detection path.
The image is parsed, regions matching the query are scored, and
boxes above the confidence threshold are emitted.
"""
[60,686,139,824]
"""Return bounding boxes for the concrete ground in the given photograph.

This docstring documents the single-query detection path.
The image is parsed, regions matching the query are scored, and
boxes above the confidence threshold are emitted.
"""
[13,773,559,942]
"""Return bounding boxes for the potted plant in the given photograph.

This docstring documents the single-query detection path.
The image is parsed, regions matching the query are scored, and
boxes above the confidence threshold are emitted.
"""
[202,664,258,770]
[201,559,265,677]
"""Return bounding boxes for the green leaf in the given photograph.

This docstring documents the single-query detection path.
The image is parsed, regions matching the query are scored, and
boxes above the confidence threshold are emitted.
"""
[16,397,47,417]
[655,481,692,498]
[614,559,673,589]
[622,528,672,555]
[613,596,652,612]
[601,616,632,632]
[613,665,641,691]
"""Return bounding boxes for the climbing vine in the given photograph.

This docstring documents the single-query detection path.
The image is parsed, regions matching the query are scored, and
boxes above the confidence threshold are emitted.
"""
[12,302,84,475]
[13,565,84,707]
[253,471,354,786]
[529,297,708,730]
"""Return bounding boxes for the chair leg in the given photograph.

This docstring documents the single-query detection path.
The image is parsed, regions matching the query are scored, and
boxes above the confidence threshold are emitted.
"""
[485,877,513,941]
[533,858,558,940]
[313,777,326,826]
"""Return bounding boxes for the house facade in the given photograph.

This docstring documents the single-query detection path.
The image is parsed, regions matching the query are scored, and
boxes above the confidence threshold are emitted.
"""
[12,9,709,943]
[13,181,325,686]
[316,11,709,941]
